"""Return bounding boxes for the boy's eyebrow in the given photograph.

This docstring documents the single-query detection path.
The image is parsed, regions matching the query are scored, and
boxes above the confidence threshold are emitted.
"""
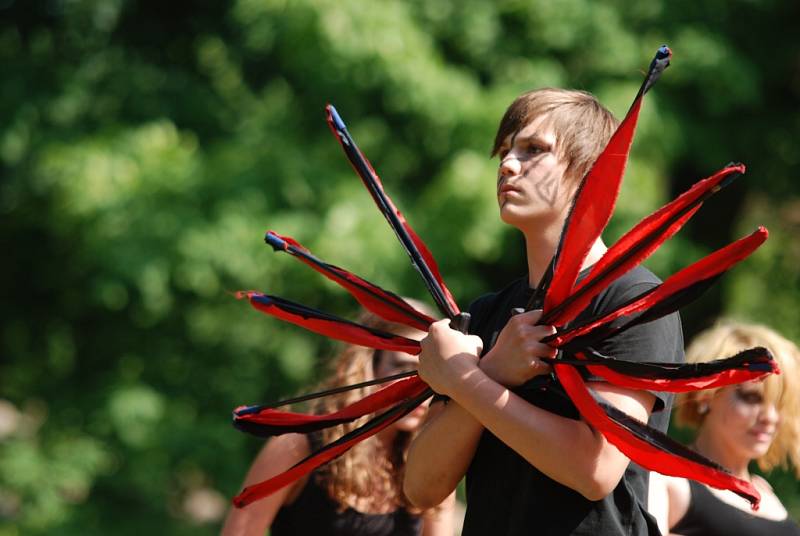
[505,131,552,149]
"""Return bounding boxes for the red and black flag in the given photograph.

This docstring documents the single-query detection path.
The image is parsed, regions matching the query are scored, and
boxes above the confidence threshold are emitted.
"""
[231,45,775,509]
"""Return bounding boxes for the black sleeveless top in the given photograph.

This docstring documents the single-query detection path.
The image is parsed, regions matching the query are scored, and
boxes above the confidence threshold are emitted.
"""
[672,480,800,536]
[270,473,422,536]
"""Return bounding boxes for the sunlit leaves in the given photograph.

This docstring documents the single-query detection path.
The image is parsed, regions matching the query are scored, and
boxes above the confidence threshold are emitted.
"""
[3,0,800,533]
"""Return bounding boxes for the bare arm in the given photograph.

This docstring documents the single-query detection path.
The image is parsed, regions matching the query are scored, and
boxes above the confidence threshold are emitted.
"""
[221,433,309,536]
[420,490,457,536]
[648,472,691,535]
[405,309,553,508]
[452,367,653,499]
[418,319,656,501]
[648,471,671,535]
[405,399,483,508]
[667,476,691,533]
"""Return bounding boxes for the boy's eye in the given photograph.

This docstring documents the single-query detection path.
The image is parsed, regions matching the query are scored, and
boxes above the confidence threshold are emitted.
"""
[528,143,547,155]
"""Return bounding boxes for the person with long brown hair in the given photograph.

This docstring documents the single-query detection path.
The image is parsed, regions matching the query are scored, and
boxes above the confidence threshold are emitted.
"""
[649,320,800,535]
[221,305,455,536]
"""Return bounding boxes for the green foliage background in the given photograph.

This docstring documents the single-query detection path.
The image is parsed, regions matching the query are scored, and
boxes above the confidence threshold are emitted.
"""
[2,0,798,533]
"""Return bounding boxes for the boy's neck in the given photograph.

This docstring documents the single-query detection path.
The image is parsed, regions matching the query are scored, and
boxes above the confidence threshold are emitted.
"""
[524,230,607,290]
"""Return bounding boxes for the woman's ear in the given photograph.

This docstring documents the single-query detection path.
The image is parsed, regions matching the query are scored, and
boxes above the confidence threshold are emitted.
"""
[695,391,715,416]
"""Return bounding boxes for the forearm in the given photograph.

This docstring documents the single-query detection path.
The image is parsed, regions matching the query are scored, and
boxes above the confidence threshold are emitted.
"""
[448,367,626,500]
[405,401,483,508]
[421,491,457,536]
[221,505,271,536]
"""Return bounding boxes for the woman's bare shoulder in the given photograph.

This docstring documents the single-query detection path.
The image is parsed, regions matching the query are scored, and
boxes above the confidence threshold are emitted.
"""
[660,474,691,530]
[264,433,311,460]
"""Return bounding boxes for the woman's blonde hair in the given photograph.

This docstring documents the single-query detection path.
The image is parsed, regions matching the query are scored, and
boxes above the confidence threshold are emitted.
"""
[310,299,433,512]
[675,320,800,476]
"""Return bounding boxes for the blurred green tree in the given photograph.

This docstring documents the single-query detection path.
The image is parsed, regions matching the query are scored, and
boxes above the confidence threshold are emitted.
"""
[1,0,798,533]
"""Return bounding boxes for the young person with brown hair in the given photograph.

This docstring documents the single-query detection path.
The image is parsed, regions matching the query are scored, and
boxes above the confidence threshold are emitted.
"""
[222,306,455,536]
[404,88,684,535]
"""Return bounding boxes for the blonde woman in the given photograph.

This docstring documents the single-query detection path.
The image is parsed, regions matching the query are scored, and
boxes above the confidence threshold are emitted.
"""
[649,321,800,535]
[222,307,455,536]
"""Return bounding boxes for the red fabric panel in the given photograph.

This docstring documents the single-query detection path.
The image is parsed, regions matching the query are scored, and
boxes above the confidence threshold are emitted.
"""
[401,220,460,315]
[267,231,435,331]
[585,362,777,392]
[554,362,760,508]
[552,227,768,347]
[551,165,743,325]
[544,97,643,317]
[234,377,427,429]
[233,403,409,508]
[325,105,460,316]
[242,292,422,354]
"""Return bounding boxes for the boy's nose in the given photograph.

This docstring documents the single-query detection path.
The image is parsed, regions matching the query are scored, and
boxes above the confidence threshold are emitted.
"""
[499,155,521,178]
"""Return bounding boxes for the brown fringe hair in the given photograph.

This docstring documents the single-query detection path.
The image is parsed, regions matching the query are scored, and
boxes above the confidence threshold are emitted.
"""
[675,320,800,477]
[492,88,619,185]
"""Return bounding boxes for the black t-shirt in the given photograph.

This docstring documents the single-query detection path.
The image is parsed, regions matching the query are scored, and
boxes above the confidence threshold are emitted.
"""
[461,266,684,536]
[271,473,422,536]
[272,432,422,536]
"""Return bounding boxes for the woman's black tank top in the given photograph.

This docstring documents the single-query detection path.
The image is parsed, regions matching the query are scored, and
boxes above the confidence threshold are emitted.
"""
[271,473,422,536]
[672,479,800,536]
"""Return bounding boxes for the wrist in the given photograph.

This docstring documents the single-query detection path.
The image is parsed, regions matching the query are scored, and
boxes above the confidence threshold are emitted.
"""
[478,349,497,378]
[447,365,492,403]
[477,348,519,387]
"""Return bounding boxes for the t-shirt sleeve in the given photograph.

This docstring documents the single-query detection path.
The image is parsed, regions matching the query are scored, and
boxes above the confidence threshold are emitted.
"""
[587,280,685,413]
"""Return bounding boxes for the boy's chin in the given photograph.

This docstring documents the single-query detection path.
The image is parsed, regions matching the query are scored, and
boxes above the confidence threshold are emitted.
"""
[499,206,554,230]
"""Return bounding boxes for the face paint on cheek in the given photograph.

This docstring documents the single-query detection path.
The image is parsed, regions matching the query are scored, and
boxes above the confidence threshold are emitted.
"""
[533,168,562,206]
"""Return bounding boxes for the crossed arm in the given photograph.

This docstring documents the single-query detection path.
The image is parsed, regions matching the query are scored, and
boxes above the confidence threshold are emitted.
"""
[404,311,656,508]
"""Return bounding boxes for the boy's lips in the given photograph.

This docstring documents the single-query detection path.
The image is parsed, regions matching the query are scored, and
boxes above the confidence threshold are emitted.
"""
[498,182,521,195]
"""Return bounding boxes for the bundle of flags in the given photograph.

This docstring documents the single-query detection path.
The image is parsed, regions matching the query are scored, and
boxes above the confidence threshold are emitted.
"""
[231,46,778,509]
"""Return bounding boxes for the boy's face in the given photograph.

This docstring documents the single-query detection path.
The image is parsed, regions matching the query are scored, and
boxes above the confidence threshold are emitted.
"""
[495,115,575,231]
